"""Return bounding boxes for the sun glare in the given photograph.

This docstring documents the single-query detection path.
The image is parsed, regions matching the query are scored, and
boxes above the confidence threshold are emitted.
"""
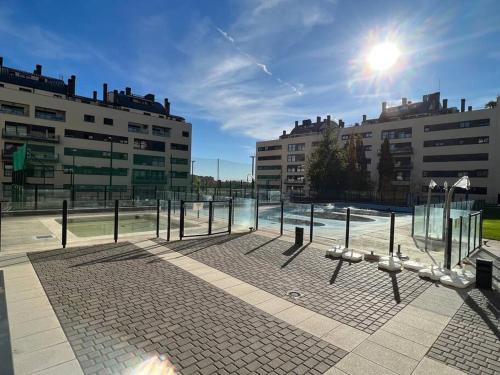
[367,42,401,72]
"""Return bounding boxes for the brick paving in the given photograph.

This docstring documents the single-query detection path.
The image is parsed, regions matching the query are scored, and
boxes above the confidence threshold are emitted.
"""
[155,233,431,334]
[28,242,346,375]
[427,288,500,375]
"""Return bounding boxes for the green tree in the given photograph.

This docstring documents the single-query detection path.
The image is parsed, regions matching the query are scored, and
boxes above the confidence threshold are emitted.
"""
[307,127,347,196]
[377,138,394,198]
[485,100,497,109]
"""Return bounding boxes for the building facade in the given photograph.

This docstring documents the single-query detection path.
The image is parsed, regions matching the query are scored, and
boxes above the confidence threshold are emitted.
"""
[0,57,192,195]
[256,92,500,204]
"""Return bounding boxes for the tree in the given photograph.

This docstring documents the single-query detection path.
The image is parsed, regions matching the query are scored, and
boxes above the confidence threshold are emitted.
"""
[307,127,347,196]
[377,138,394,199]
[485,100,497,109]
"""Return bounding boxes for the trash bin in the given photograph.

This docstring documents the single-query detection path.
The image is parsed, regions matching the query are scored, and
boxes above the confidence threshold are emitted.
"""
[476,258,493,290]
[295,227,304,246]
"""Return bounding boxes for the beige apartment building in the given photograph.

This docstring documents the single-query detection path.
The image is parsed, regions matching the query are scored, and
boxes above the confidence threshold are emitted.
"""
[0,57,192,195]
[256,92,500,204]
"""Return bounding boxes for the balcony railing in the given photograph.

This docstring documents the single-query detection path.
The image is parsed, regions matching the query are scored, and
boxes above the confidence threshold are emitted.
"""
[378,147,414,155]
[2,129,60,143]
[35,112,65,121]
[0,107,28,116]
[2,150,59,162]
[132,176,168,184]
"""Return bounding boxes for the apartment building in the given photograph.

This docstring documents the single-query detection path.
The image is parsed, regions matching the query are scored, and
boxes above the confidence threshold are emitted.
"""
[256,92,500,204]
[0,57,192,194]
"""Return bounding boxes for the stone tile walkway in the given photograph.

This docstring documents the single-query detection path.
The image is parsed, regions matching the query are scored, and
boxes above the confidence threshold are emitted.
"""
[28,242,345,375]
[154,233,431,334]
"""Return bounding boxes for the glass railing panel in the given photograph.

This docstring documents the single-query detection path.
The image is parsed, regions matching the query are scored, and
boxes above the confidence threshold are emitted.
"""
[257,201,281,233]
[212,201,230,233]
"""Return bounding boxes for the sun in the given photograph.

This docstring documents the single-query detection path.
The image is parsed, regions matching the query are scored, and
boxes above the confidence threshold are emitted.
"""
[367,42,401,72]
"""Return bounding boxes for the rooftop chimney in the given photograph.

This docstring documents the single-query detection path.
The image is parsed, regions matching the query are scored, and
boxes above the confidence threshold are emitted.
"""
[0,56,3,67]
[164,98,170,115]
[326,115,331,125]
[443,98,448,110]
[282,130,286,136]
[113,90,118,105]
[34,64,42,75]
[468,105,472,111]
[144,93,155,102]
[339,119,344,128]
[316,116,321,123]
[382,101,387,112]
[67,75,76,96]
[362,114,367,122]
[92,91,97,101]
[402,97,407,106]
[125,87,131,95]
[102,83,108,103]
[294,121,299,128]
[461,98,465,112]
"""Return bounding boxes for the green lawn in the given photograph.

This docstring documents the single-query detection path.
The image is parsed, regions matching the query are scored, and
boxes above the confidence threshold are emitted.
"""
[483,206,500,240]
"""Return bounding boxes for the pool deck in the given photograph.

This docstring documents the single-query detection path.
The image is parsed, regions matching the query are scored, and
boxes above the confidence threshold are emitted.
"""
[1,232,498,375]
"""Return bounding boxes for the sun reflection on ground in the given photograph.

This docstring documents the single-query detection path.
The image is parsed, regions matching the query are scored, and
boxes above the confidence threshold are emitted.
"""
[132,356,177,375]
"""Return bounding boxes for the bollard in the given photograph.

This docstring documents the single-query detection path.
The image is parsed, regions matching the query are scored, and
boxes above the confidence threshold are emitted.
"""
[476,259,493,290]
[389,212,395,255]
[295,227,304,246]
[62,200,67,248]
[156,199,160,238]
[280,200,284,235]
[114,200,118,243]
[345,208,350,249]
[167,199,171,242]
[309,204,314,242]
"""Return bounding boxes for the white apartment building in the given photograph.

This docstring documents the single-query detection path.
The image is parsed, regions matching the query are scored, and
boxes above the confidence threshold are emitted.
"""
[0,57,192,195]
[255,92,500,204]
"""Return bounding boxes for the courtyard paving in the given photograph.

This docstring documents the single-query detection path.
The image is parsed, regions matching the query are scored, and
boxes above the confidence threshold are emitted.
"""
[0,231,498,375]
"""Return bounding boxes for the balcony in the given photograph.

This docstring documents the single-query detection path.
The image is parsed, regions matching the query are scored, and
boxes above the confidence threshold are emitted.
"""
[378,146,413,155]
[2,129,60,143]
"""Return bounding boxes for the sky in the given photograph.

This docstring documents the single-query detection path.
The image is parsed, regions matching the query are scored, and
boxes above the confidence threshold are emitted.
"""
[1,0,499,176]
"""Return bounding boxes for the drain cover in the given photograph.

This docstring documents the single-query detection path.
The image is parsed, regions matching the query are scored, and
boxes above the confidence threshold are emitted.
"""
[35,235,54,240]
[286,290,303,299]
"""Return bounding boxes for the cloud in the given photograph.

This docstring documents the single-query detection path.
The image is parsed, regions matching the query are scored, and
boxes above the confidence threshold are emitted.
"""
[256,63,272,75]
[216,27,234,43]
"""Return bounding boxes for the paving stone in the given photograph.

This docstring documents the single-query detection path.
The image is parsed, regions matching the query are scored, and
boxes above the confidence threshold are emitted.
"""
[29,242,344,374]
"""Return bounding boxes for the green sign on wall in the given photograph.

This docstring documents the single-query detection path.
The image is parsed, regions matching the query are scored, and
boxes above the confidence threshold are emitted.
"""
[13,144,27,171]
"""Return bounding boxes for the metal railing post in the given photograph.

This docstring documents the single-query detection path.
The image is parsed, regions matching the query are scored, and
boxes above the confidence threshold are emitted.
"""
[479,210,483,248]
[458,216,463,264]
[114,200,118,243]
[309,204,314,242]
[255,196,259,230]
[280,200,284,235]
[411,205,415,236]
[167,199,171,242]
[467,213,471,256]
[34,185,38,210]
[228,199,233,234]
[62,200,67,248]
[208,201,213,235]
[156,199,160,238]
[389,212,395,255]
[445,217,453,270]
[104,186,107,208]
[345,208,350,249]
[473,214,477,251]
[180,200,185,239]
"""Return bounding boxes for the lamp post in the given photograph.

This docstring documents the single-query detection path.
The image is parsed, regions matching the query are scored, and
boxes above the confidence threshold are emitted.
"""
[107,137,113,198]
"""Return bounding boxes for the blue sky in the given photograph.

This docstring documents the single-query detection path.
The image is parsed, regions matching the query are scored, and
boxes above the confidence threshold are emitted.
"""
[1,0,499,172]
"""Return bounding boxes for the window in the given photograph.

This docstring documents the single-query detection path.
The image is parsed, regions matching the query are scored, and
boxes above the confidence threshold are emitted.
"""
[65,130,128,144]
[63,165,128,176]
[287,154,305,162]
[84,114,95,123]
[0,100,28,116]
[152,125,170,137]
[258,155,281,161]
[35,107,65,121]
[364,145,372,151]
[381,127,412,140]
[423,170,488,178]
[394,171,410,181]
[424,119,490,132]
[286,175,305,183]
[3,164,12,177]
[64,148,128,160]
[172,171,188,178]
[423,136,489,147]
[27,165,54,178]
[312,142,320,147]
[171,143,188,151]
[257,175,281,180]
[257,145,282,152]
[288,143,305,152]
[103,118,113,126]
[257,165,281,170]
[182,131,189,138]
[171,157,189,165]
[133,154,165,167]
[19,87,32,93]
[134,138,165,152]
[287,165,304,173]
[128,122,148,134]
[132,169,166,183]
[388,142,412,153]
[4,121,56,140]
[423,153,488,162]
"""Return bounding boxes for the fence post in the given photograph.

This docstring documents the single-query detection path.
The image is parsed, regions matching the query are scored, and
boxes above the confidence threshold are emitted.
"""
[62,200,67,248]
[180,200,185,239]
[445,217,453,269]
[208,201,213,235]
[156,199,160,238]
[255,195,259,230]
[458,216,463,264]
[345,208,350,249]
[467,213,471,256]
[389,212,395,255]
[479,210,483,248]
[167,199,171,242]
[114,200,118,243]
[104,186,107,208]
[34,185,38,210]
[411,205,415,236]
[228,198,232,234]
[473,214,478,251]
[280,200,284,235]
[309,204,314,242]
